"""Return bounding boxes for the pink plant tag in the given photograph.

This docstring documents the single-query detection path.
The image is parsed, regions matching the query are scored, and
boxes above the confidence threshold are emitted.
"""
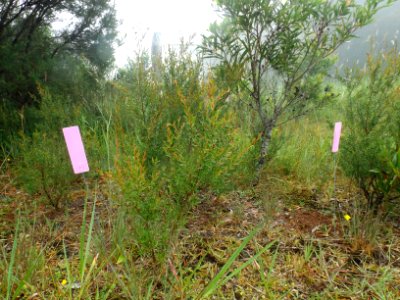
[62,126,89,174]
[332,122,342,153]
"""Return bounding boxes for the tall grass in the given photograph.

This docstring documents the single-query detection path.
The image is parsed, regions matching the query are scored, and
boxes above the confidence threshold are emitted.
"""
[269,115,335,188]
[5,211,19,300]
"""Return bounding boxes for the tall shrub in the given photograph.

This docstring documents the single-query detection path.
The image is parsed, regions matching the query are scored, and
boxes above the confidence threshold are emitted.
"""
[340,48,400,213]
[111,47,256,260]
[14,88,81,208]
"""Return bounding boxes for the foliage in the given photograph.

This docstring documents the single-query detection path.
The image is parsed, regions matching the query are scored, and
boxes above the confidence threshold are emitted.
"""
[113,145,179,261]
[114,44,256,184]
[163,88,256,200]
[0,0,117,68]
[0,0,117,107]
[14,89,80,208]
[201,0,394,170]
[0,99,20,154]
[3,38,400,297]
[269,116,334,188]
[113,49,171,168]
[6,4,400,297]
[46,55,107,105]
[16,131,75,208]
[340,48,400,213]
[336,1,400,69]
[111,47,255,261]
[0,28,51,106]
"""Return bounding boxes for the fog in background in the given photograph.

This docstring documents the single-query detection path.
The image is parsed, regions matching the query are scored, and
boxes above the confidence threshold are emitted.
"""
[336,1,400,69]
[112,0,399,70]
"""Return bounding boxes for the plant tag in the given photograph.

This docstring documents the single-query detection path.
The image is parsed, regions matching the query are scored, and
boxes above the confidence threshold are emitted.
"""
[62,126,89,174]
[332,122,342,153]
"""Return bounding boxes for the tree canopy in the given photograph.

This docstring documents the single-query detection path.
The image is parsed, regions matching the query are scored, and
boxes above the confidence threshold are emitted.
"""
[0,0,117,106]
[201,0,395,171]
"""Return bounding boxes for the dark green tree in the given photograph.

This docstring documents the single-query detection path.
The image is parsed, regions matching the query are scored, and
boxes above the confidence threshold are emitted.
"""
[0,0,117,106]
[201,0,395,172]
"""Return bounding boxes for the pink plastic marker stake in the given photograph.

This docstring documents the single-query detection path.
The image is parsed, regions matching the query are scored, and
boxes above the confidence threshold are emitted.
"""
[332,122,342,153]
[62,126,89,174]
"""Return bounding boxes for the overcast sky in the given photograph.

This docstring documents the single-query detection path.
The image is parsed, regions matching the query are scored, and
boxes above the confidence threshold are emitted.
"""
[114,0,220,67]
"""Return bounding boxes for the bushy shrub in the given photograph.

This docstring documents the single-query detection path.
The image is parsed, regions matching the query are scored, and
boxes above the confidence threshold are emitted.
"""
[163,81,256,202]
[14,89,81,208]
[111,47,256,260]
[113,146,178,261]
[16,131,76,209]
[340,49,400,213]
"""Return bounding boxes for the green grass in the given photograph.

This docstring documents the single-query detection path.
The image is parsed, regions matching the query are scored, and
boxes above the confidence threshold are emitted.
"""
[5,211,19,300]
[2,168,400,299]
[269,115,335,189]
[199,226,275,299]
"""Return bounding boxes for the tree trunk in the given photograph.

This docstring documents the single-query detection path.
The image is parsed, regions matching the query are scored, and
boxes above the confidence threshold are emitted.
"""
[258,127,273,168]
[253,124,273,184]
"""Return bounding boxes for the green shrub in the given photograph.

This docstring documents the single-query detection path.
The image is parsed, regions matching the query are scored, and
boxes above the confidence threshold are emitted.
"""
[0,100,21,157]
[113,146,178,261]
[340,49,400,213]
[110,49,255,261]
[163,82,256,202]
[14,88,81,208]
[15,131,76,208]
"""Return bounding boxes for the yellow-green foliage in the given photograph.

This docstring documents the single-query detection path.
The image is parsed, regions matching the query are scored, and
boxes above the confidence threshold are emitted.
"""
[163,80,256,199]
[111,81,255,256]
[113,145,177,261]
[108,48,256,260]
[340,48,400,211]
[16,131,75,208]
[269,116,334,187]
[14,88,81,208]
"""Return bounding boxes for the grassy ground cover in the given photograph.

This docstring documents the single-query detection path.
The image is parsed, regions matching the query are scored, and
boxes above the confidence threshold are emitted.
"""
[2,156,400,299]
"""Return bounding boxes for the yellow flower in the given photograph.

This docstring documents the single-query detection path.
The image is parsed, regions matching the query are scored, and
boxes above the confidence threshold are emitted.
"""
[61,279,67,286]
[344,214,351,221]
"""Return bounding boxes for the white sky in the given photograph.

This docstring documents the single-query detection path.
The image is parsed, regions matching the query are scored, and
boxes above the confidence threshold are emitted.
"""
[114,0,220,67]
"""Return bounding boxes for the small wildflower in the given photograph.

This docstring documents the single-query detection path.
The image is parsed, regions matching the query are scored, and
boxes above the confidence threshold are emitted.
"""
[61,279,67,286]
[344,214,351,221]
